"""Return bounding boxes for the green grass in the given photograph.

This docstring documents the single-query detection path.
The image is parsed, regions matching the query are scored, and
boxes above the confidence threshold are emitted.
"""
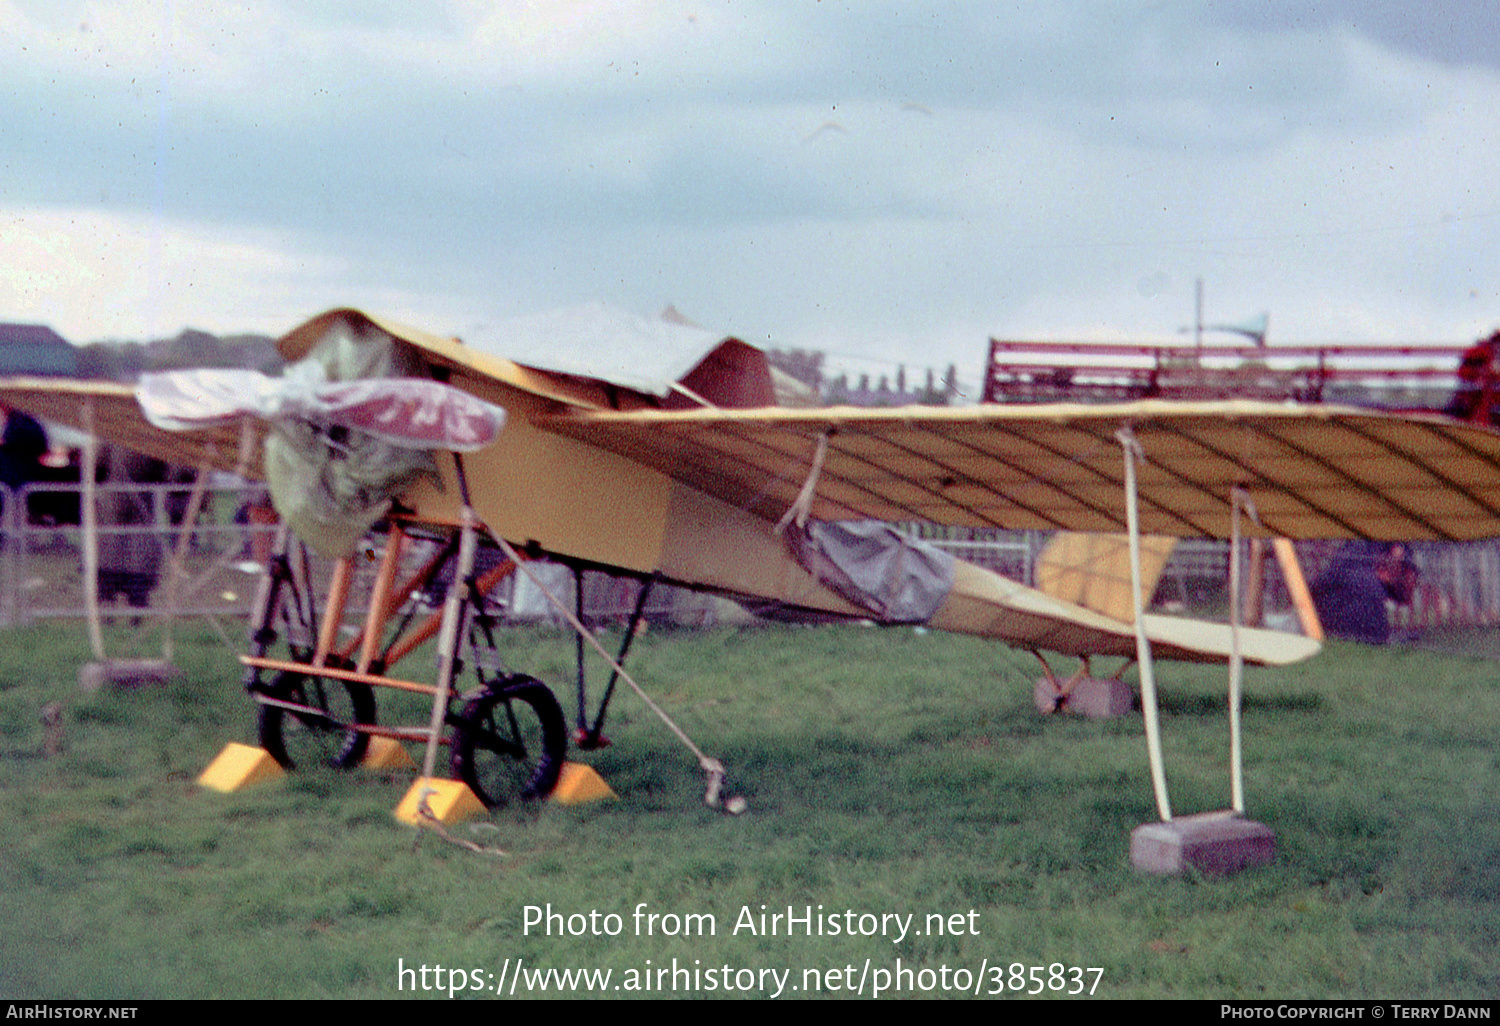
[0,621,1497,999]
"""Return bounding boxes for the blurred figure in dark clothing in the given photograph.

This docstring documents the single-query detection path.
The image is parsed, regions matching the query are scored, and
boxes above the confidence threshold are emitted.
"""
[1310,541,1419,645]
[95,445,166,610]
[0,404,47,491]
[0,404,49,531]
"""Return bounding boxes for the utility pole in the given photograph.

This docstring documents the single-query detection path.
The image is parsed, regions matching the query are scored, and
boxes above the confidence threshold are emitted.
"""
[1194,277,1204,354]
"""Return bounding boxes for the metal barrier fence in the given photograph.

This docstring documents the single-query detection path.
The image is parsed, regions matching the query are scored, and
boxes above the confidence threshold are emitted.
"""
[2,479,1498,632]
[0,480,751,631]
[0,479,275,627]
[1396,540,1500,629]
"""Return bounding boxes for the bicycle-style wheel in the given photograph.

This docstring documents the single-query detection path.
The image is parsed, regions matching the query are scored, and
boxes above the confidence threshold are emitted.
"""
[451,675,566,808]
[257,669,376,770]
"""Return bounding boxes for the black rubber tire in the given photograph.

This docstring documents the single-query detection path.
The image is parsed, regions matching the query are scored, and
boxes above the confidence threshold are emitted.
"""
[257,670,376,770]
[451,675,567,809]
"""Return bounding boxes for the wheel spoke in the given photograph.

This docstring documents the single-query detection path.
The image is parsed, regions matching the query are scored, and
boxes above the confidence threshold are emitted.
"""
[467,711,525,761]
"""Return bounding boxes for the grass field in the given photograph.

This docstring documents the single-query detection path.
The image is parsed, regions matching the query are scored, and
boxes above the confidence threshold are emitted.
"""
[0,619,1497,999]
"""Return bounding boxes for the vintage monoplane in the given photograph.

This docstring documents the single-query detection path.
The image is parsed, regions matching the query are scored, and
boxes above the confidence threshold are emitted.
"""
[4,306,1500,852]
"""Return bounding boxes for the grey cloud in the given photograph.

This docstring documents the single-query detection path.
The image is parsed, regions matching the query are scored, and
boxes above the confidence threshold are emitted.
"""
[1207,0,1500,69]
[3,0,1497,358]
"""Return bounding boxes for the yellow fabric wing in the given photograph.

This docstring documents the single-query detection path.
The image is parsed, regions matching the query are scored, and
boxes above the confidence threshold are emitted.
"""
[537,399,1500,542]
[0,376,267,478]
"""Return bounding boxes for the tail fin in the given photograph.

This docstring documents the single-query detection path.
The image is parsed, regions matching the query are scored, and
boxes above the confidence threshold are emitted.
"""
[1034,531,1176,623]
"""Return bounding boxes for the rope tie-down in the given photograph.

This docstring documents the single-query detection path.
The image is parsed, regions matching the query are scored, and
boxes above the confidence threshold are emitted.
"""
[485,527,744,815]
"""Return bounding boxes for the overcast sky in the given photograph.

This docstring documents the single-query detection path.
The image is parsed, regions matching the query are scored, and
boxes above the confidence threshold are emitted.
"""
[3,1,1499,393]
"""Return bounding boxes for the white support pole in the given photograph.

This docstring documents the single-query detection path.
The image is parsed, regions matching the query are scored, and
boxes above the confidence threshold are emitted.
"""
[80,400,106,662]
[1228,487,1257,815]
[1228,491,1244,812]
[1117,426,1172,822]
